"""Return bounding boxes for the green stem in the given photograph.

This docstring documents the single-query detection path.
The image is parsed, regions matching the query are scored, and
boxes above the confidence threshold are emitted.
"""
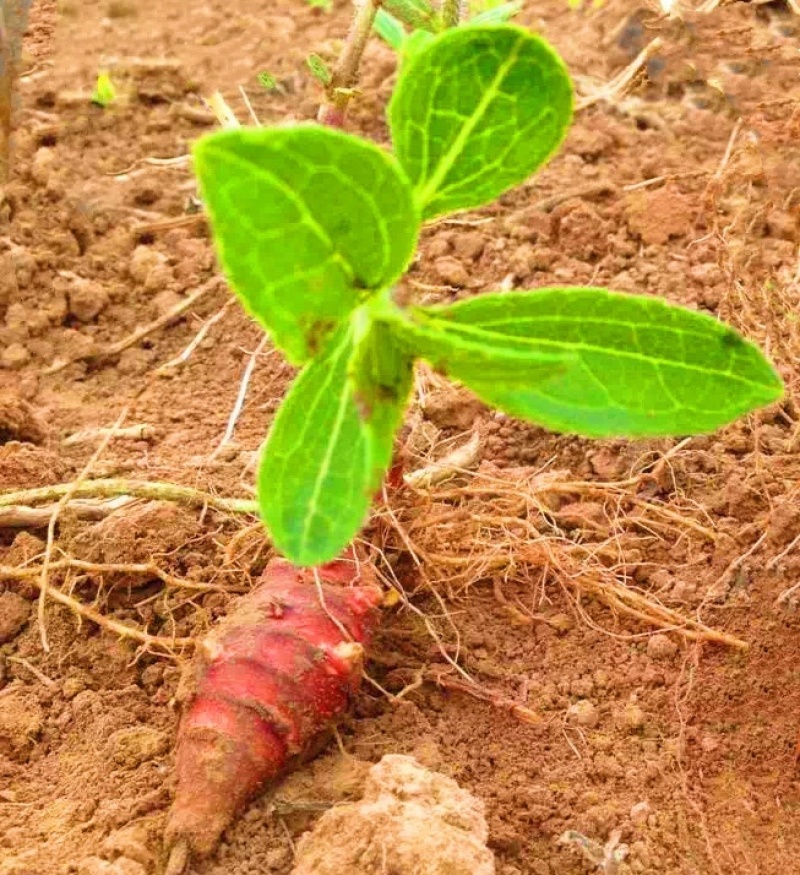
[441,0,462,28]
[318,0,379,127]
[0,478,259,515]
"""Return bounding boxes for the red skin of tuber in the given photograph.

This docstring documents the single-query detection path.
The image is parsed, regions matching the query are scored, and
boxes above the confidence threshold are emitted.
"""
[163,552,382,864]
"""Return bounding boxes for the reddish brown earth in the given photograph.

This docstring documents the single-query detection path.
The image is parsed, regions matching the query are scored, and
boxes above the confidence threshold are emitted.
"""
[1,1,800,874]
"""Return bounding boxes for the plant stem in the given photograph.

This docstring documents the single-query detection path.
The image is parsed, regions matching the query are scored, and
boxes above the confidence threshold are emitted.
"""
[0,478,259,515]
[441,0,462,28]
[0,11,14,186]
[0,1,31,187]
[317,0,379,128]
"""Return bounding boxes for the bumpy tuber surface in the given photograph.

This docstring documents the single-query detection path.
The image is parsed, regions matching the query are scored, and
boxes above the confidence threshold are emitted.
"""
[163,553,382,872]
[291,754,496,875]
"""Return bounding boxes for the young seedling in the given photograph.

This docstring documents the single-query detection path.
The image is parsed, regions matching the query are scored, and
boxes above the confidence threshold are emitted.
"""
[193,25,782,567]
[306,53,333,87]
[257,70,278,91]
[91,70,117,108]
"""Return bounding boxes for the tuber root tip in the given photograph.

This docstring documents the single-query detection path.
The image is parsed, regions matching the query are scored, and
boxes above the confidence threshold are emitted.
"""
[164,838,191,875]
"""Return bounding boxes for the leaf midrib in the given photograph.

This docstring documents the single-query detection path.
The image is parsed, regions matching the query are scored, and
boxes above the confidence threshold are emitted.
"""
[416,35,524,209]
[297,328,361,558]
[204,143,356,285]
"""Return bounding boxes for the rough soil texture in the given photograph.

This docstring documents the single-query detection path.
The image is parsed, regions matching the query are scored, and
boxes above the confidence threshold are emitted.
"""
[291,754,495,875]
[1,1,799,874]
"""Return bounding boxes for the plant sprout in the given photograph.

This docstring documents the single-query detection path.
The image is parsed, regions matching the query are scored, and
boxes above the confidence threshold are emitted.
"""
[257,70,278,91]
[373,0,521,58]
[91,71,117,108]
[192,25,782,566]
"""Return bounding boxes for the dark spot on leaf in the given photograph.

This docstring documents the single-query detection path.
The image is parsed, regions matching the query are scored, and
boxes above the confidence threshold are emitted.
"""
[354,382,402,422]
[720,328,745,349]
[353,391,373,422]
[305,320,336,356]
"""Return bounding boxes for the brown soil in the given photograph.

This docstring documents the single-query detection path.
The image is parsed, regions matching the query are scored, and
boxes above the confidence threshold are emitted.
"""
[1,1,800,874]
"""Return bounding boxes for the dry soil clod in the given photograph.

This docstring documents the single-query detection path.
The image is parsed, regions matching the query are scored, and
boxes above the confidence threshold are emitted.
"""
[291,755,496,875]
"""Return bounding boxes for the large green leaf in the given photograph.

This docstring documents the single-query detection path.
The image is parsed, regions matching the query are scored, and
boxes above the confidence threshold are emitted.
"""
[193,126,420,364]
[388,25,573,220]
[411,289,783,436]
[258,322,412,566]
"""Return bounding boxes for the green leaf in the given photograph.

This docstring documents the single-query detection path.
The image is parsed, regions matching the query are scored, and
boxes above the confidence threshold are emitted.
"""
[307,53,332,85]
[193,126,420,364]
[387,303,571,388]
[257,70,278,90]
[401,29,437,58]
[382,0,438,31]
[470,0,522,25]
[389,25,573,220]
[373,9,407,51]
[259,322,412,566]
[414,288,783,437]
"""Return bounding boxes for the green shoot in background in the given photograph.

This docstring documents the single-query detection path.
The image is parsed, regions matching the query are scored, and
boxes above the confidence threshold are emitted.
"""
[91,71,117,108]
[373,0,522,58]
[192,25,782,567]
[257,70,278,91]
[307,54,333,86]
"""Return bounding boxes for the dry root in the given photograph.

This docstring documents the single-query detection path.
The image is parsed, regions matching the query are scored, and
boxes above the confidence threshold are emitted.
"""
[378,457,747,651]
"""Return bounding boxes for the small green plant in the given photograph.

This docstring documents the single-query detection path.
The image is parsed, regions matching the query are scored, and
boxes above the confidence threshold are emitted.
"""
[306,53,333,86]
[91,70,117,107]
[257,70,278,91]
[193,25,782,566]
[373,0,521,58]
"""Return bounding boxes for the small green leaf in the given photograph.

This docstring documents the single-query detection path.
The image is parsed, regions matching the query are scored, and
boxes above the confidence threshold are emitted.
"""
[414,288,783,437]
[307,0,333,10]
[373,9,407,51]
[257,70,278,90]
[259,323,411,566]
[382,0,438,31]
[307,53,332,85]
[91,71,117,107]
[193,126,420,364]
[389,25,573,220]
[470,0,522,24]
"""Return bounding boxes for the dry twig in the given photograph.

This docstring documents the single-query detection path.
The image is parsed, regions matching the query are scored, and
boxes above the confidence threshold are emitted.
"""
[63,424,157,447]
[379,461,747,650]
[212,335,270,457]
[45,277,223,375]
[38,407,129,652]
[575,37,663,110]
[0,478,258,515]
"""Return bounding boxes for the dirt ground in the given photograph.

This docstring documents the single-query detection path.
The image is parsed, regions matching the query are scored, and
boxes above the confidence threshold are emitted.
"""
[1,0,800,873]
